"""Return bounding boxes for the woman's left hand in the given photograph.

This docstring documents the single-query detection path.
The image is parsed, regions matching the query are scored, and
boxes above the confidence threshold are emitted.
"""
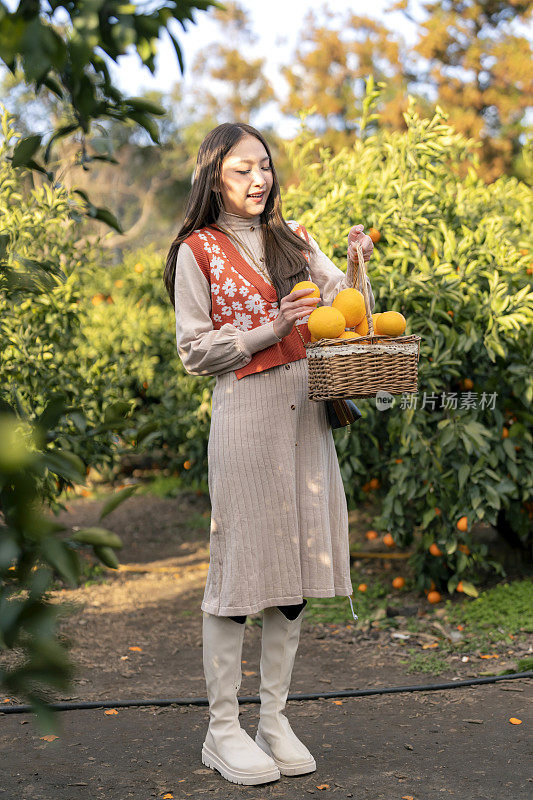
[348,224,374,263]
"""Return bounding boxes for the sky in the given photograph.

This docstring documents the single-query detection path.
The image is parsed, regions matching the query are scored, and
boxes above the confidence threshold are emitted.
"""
[104,0,424,137]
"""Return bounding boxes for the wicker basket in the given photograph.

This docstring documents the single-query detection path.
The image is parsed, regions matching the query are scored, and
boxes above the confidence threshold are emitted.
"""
[297,240,421,400]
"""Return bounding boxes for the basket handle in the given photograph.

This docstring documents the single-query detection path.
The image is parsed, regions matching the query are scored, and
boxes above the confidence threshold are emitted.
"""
[348,240,374,336]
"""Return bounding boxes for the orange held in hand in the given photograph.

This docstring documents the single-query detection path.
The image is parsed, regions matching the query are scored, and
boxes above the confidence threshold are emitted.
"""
[290,280,321,298]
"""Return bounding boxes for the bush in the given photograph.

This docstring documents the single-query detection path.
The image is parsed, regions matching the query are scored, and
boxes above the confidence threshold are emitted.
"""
[282,90,532,594]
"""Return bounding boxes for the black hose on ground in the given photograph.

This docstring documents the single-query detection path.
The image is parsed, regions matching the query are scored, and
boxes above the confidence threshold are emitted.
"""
[1,671,531,715]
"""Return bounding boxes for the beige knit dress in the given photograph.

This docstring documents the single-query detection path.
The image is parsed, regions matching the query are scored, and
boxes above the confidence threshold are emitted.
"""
[175,208,375,617]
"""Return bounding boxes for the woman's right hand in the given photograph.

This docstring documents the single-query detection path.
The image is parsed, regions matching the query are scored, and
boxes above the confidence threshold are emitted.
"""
[272,288,320,340]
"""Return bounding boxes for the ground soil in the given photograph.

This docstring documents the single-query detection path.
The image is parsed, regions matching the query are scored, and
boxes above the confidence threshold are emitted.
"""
[1,485,531,800]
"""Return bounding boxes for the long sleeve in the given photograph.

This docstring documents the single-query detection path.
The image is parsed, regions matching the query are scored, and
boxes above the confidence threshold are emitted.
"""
[175,242,282,378]
[305,230,375,313]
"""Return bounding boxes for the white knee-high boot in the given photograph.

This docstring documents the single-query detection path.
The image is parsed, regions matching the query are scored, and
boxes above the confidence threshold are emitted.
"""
[255,605,316,776]
[201,611,281,786]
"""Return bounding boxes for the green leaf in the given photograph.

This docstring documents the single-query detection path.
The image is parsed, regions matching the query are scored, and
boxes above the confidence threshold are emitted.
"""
[124,97,166,115]
[458,464,469,491]
[71,527,123,549]
[99,485,139,520]
[104,401,132,423]
[91,206,124,234]
[93,545,119,569]
[12,134,42,167]
[41,449,86,483]
[421,507,436,529]
[40,538,80,587]
[460,581,479,598]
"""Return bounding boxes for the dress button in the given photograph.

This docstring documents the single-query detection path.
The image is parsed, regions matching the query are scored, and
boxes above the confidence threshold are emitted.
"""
[285,364,291,370]
[250,226,254,231]
[291,404,295,410]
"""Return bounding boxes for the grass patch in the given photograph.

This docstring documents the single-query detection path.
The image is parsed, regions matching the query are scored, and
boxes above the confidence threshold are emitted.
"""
[399,649,449,676]
[445,579,533,648]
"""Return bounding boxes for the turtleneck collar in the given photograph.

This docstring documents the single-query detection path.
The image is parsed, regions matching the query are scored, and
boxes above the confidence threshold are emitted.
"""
[215,206,261,231]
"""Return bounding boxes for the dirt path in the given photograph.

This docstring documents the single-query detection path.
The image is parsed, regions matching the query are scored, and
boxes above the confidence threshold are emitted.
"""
[1,489,531,799]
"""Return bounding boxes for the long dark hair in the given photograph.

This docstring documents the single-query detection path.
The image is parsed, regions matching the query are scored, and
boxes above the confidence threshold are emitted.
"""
[163,122,312,309]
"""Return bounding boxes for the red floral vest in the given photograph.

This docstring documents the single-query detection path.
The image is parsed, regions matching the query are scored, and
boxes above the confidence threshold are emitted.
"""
[184,220,313,380]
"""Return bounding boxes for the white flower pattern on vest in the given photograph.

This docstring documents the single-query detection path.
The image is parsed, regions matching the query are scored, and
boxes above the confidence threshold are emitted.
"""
[192,222,312,346]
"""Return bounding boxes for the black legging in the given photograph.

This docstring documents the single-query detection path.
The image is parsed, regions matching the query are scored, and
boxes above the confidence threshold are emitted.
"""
[229,599,307,624]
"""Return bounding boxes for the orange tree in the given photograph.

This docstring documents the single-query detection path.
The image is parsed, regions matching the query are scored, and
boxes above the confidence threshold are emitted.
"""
[282,84,533,596]
[0,110,144,728]
[76,243,212,487]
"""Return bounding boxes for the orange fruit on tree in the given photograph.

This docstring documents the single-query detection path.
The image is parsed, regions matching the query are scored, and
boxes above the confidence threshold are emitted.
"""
[91,293,105,306]
[434,507,442,516]
[456,581,464,592]
[332,288,366,326]
[358,583,367,592]
[368,227,381,244]
[458,544,470,555]
[307,306,346,340]
[427,590,442,604]
[183,460,192,470]
[134,262,144,273]
[392,576,405,589]
[447,310,454,317]
[365,530,378,540]
[374,311,406,337]
[429,542,443,556]
[463,378,474,390]
[290,280,321,298]
[354,312,381,336]
[369,477,380,490]
[456,516,468,532]
[383,533,395,548]
[114,279,124,288]
[502,427,509,438]
[395,458,403,464]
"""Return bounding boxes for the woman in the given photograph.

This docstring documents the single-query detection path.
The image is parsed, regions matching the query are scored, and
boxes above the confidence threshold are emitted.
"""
[164,122,374,787]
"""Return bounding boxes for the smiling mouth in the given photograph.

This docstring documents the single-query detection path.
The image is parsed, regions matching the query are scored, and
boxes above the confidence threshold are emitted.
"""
[248,192,265,198]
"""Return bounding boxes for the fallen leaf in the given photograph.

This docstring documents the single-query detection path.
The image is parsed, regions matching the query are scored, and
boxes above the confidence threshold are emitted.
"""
[480,653,499,659]
[509,717,522,725]
[316,785,330,790]
[40,735,58,742]
[129,646,143,652]
[242,670,256,677]
[422,642,439,649]
[162,794,173,799]
[332,700,343,705]
[104,709,118,715]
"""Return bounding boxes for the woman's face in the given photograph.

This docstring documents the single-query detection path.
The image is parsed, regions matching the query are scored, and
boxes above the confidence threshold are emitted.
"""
[216,134,274,218]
